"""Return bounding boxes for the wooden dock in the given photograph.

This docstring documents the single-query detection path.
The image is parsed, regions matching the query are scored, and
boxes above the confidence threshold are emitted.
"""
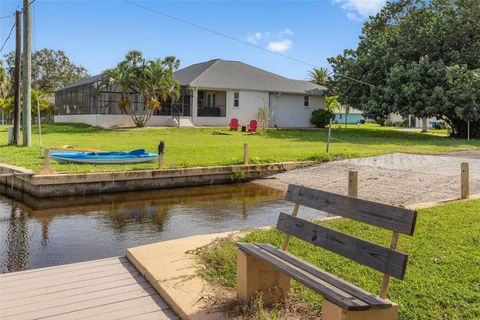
[0,257,177,320]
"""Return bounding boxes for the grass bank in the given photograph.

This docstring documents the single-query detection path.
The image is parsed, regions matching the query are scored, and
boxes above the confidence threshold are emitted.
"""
[197,200,480,319]
[0,123,478,173]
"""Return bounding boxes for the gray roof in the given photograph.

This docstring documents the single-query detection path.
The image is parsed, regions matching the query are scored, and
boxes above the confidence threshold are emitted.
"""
[59,74,103,90]
[57,59,327,95]
[174,59,326,95]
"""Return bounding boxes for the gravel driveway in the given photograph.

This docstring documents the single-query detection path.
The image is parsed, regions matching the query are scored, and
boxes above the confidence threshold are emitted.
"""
[256,152,480,206]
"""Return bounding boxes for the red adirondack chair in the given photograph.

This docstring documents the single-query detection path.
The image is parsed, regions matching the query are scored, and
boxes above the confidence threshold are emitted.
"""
[230,118,239,130]
[248,120,258,132]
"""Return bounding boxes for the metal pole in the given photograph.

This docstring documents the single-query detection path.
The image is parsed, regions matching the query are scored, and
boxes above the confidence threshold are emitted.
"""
[37,100,42,146]
[326,118,333,154]
[13,10,21,146]
[22,0,32,147]
[467,120,470,141]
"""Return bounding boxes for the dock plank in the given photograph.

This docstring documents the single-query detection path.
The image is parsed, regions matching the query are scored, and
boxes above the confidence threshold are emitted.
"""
[0,257,176,320]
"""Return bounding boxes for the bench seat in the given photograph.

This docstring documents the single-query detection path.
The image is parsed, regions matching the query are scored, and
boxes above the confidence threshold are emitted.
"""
[236,242,392,311]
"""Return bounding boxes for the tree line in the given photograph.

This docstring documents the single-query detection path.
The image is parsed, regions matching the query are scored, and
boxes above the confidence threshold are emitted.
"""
[0,48,89,121]
[310,0,480,139]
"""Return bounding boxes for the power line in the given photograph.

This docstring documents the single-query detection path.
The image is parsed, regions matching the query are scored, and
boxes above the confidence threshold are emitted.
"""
[1,0,37,19]
[121,0,314,68]
[0,23,15,53]
[0,0,36,54]
[121,0,374,88]
[0,14,15,19]
[26,0,37,9]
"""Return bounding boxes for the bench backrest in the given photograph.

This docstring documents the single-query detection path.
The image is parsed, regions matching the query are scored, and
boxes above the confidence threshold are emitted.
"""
[285,184,416,235]
[278,184,417,295]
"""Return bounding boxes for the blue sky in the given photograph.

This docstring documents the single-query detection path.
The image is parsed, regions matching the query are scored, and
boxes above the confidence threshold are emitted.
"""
[1,0,387,80]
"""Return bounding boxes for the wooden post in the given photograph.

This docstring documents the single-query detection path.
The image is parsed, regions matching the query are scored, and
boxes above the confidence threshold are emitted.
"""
[379,231,399,299]
[13,10,21,146]
[244,142,248,165]
[282,203,300,251]
[326,118,333,155]
[158,153,164,169]
[158,141,165,169]
[39,149,55,175]
[22,0,32,147]
[461,162,469,199]
[348,170,358,197]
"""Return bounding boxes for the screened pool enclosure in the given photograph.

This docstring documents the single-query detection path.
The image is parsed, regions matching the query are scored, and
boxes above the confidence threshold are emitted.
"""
[55,75,193,117]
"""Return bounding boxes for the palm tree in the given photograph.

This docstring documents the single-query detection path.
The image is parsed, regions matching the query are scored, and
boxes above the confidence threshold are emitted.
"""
[307,67,330,86]
[344,104,350,128]
[100,52,180,127]
[144,58,180,122]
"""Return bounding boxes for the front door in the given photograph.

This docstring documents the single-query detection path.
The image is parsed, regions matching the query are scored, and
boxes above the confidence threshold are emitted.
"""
[206,93,216,108]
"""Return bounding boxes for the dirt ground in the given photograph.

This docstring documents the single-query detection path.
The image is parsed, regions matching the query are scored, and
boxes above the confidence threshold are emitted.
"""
[255,152,480,206]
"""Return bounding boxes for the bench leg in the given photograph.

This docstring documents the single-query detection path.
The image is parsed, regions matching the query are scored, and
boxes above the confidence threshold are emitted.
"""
[236,249,291,304]
[322,300,398,320]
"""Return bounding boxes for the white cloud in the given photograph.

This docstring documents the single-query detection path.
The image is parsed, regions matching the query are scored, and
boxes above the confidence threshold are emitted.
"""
[246,29,294,52]
[279,28,294,36]
[333,0,387,20]
[267,39,293,53]
[246,32,263,45]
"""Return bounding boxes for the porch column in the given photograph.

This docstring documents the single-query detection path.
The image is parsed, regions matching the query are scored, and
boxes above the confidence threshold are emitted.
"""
[192,87,198,124]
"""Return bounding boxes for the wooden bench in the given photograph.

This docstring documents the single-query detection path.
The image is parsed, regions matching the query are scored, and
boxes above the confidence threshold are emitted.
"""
[236,184,417,320]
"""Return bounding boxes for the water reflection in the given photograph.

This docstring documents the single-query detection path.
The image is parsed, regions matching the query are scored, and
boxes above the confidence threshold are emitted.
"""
[5,204,30,271]
[0,183,326,273]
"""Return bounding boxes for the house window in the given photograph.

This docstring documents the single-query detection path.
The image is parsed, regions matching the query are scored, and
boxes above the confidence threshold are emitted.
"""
[304,96,309,107]
[234,92,240,107]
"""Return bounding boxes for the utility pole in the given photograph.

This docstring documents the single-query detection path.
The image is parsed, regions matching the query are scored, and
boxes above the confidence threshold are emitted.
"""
[13,10,21,146]
[22,0,32,147]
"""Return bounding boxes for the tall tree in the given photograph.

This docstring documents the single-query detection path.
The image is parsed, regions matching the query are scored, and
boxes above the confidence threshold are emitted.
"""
[0,62,9,100]
[0,63,10,123]
[307,67,330,86]
[4,48,88,93]
[328,0,480,138]
[100,51,180,127]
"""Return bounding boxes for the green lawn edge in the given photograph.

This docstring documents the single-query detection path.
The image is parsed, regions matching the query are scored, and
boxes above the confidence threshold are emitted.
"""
[195,200,480,319]
[1,123,479,174]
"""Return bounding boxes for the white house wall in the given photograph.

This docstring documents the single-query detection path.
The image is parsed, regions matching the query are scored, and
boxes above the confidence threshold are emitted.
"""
[272,94,324,128]
[54,114,171,127]
[55,91,325,128]
[192,90,268,127]
[227,90,269,126]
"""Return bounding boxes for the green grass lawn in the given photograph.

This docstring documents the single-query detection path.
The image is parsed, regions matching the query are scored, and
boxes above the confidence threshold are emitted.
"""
[0,123,478,173]
[196,200,480,319]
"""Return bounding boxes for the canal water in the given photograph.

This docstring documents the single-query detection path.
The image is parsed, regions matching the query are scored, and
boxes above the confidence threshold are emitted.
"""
[0,183,326,273]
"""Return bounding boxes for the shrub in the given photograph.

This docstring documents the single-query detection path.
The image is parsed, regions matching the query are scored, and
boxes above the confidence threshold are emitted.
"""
[375,117,386,126]
[394,119,409,127]
[310,109,335,128]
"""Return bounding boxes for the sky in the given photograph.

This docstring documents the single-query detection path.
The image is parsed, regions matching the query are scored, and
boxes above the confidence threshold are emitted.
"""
[0,0,387,80]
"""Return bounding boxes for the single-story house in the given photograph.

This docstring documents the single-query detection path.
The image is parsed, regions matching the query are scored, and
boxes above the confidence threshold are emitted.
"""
[334,106,364,124]
[54,59,327,128]
[388,113,444,129]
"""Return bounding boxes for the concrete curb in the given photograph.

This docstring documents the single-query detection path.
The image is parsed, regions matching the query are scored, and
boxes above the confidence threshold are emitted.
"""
[126,232,239,320]
[0,161,314,198]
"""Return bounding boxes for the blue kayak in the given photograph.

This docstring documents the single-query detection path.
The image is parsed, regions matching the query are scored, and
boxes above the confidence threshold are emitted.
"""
[50,149,158,164]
